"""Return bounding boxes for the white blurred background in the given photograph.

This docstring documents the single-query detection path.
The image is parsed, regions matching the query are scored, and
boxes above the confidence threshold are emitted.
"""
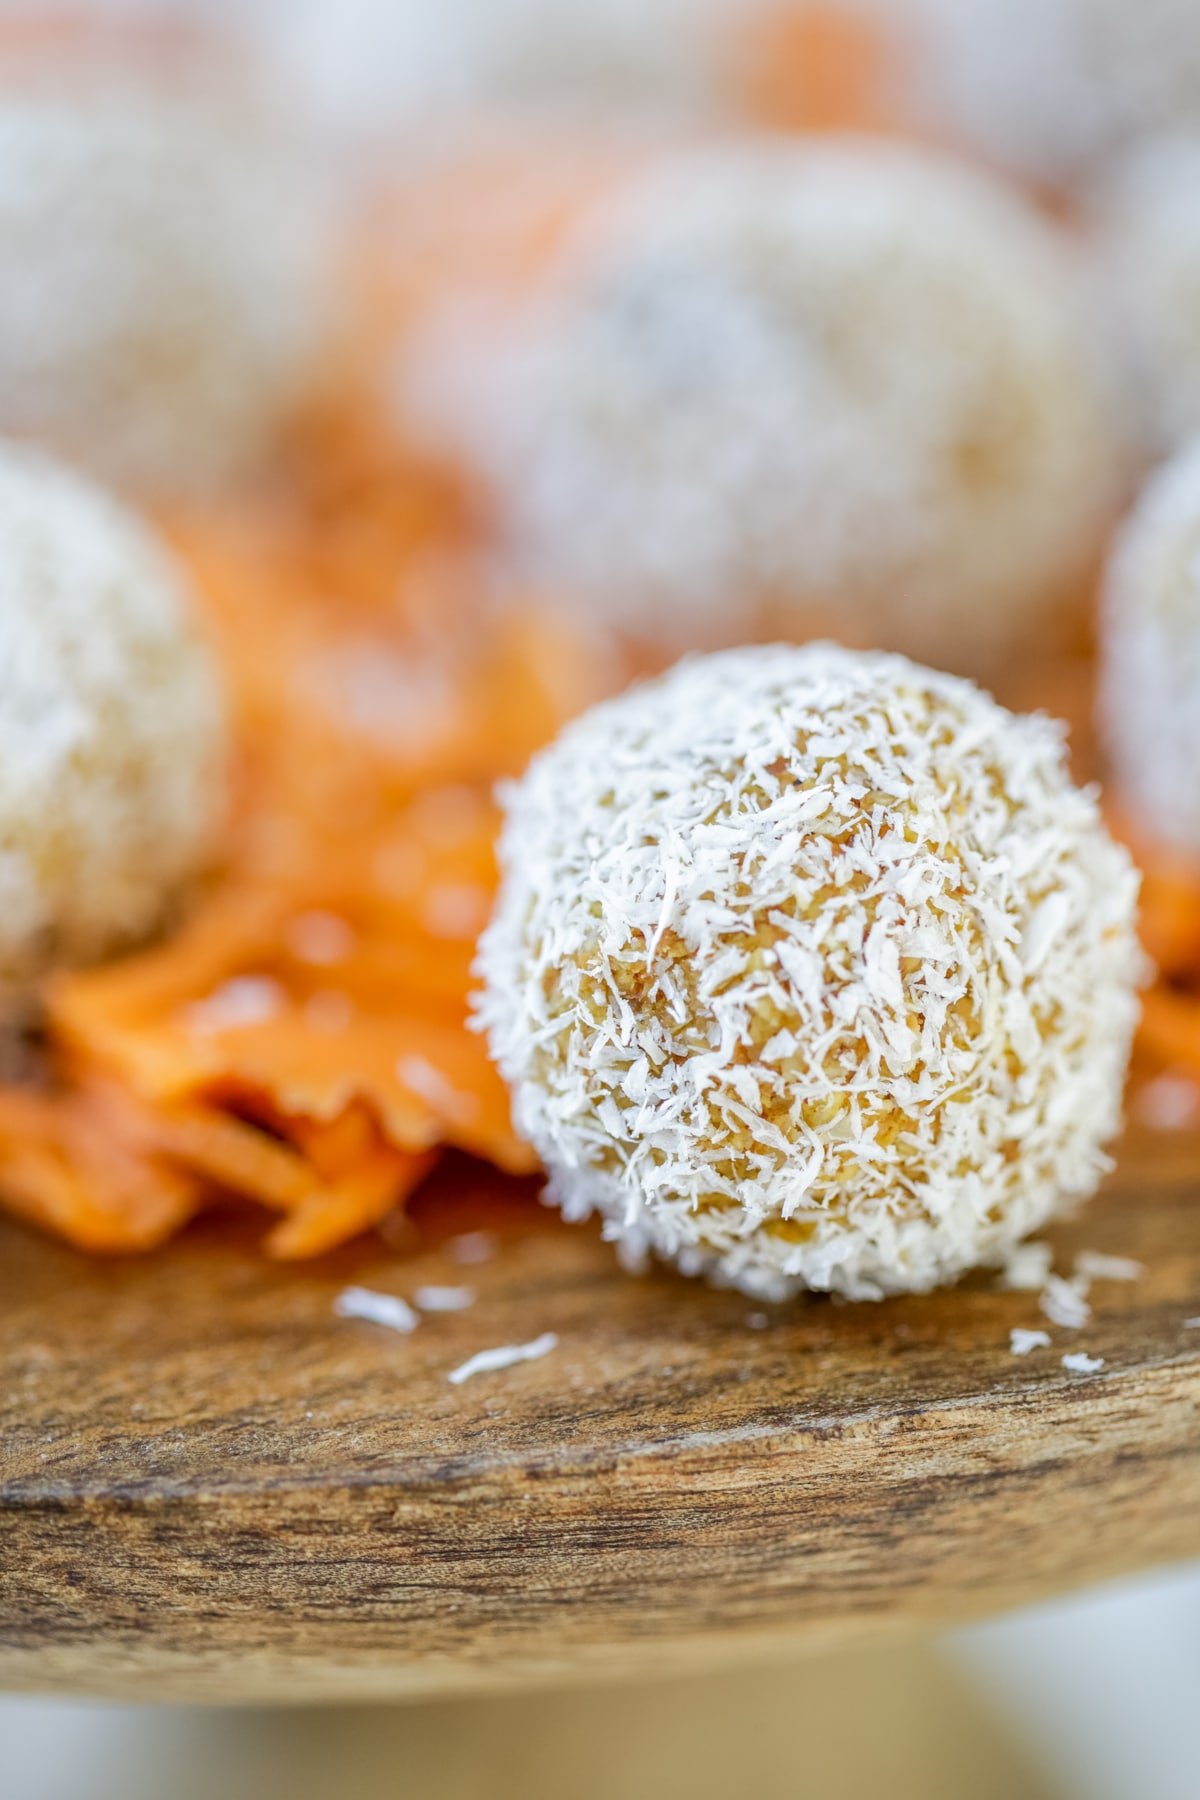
[3,1564,1200,1799]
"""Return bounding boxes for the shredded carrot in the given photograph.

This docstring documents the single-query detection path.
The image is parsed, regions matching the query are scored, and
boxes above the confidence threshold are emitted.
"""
[0,1083,203,1252]
[1109,814,1200,976]
[8,426,1199,1253]
[1126,839,1200,981]
[0,412,592,1257]
[122,1094,322,1214]
[1137,986,1200,1081]
[1102,814,1200,1091]
[265,1143,439,1261]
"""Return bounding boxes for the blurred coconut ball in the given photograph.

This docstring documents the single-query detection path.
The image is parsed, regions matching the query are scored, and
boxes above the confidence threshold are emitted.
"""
[911,0,1200,189]
[0,75,332,496]
[266,0,740,150]
[478,643,1140,1301]
[1093,137,1200,457]
[1099,440,1200,853]
[435,140,1121,674]
[0,441,226,1019]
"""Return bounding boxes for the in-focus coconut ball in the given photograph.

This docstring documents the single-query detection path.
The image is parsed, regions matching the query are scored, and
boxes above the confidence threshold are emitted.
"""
[1099,440,1200,853]
[478,643,1141,1300]
[0,79,330,496]
[0,442,226,1019]
[912,0,1200,188]
[1094,137,1200,457]
[451,140,1121,673]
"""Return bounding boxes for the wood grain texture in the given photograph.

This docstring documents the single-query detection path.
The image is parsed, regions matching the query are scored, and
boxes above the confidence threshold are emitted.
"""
[1,1125,1199,1703]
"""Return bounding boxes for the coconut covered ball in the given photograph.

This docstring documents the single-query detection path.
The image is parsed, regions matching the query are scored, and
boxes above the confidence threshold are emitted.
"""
[272,0,737,146]
[913,0,1200,188]
[0,80,329,496]
[0,442,226,1019]
[454,140,1120,672]
[478,643,1141,1301]
[1094,137,1200,457]
[1099,441,1200,853]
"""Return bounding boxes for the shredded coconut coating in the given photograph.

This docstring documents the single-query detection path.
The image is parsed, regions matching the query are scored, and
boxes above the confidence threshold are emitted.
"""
[0,442,226,1018]
[450,140,1120,673]
[1093,137,1200,457]
[0,80,330,496]
[1098,440,1200,853]
[912,0,1200,186]
[478,644,1141,1301]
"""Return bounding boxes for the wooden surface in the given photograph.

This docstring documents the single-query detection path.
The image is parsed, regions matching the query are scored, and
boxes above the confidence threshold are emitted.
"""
[1,1125,1199,1704]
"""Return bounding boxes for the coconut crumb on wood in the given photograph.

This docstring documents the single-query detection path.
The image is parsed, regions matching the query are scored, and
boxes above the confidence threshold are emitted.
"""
[1135,1071,1200,1132]
[1062,1350,1105,1374]
[1040,1273,1093,1329]
[334,1287,419,1334]
[997,1241,1054,1292]
[447,1332,558,1385]
[450,1230,498,1266]
[1073,1250,1143,1283]
[413,1285,476,1312]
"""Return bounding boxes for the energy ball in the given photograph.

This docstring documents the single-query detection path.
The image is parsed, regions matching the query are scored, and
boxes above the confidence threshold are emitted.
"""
[0,80,329,496]
[913,0,1200,187]
[455,140,1120,672]
[0,442,226,1019]
[273,0,737,146]
[478,643,1140,1300]
[1093,137,1200,456]
[1099,440,1200,852]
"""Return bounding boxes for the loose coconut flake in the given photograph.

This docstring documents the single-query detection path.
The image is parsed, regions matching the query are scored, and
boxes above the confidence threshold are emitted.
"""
[997,1240,1054,1293]
[450,1230,499,1266]
[413,1284,476,1312]
[1040,1273,1093,1330]
[447,1331,558,1384]
[1136,1071,1200,1132]
[1073,1250,1143,1283]
[334,1286,419,1333]
[1010,1327,1052,1356]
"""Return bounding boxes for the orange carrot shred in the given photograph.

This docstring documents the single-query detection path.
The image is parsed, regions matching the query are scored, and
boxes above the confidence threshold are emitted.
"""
[2,439,567,1258]
[266,1145,439,1260]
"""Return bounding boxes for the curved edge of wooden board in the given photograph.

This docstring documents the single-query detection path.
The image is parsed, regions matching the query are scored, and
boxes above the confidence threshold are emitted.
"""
[3,1353,1200,1703]
[1,1131,1199,1702]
